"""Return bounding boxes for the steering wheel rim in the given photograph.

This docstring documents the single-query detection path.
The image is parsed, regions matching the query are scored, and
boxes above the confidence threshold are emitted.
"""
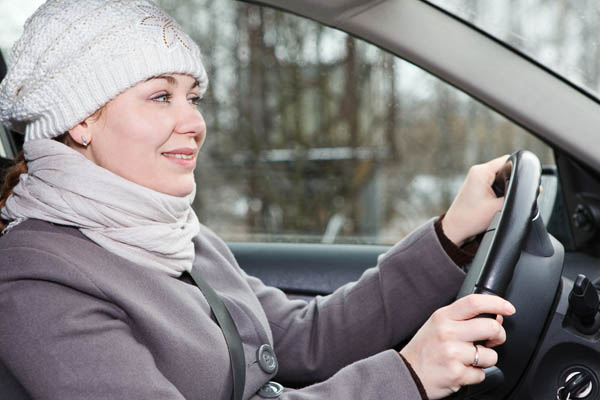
[451,150,555,399]
[458,150,542,299]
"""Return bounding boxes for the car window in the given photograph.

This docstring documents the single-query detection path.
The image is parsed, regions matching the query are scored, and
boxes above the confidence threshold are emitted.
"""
[0,0,44,55]
[429,0,600,102]
[1,0,556,245]
[0,126,9,159]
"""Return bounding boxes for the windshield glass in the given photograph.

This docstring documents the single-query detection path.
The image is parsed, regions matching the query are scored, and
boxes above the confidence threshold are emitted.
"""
[1,0,555,245]
[429,0,600,100]
[0,0,44,56]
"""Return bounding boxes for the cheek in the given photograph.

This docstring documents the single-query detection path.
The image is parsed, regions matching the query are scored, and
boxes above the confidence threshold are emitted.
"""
[104,110,173,148]
[93,115,172,173]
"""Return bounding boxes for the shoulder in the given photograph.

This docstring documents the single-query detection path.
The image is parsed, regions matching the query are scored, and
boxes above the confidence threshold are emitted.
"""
[0,219,86,264]
[0,219,97,267]
[0,218,86,249]
[0,219,122,298]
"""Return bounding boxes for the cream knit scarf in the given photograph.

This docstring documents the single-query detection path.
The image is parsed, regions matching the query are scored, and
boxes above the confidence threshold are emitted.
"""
[1,139,200,277]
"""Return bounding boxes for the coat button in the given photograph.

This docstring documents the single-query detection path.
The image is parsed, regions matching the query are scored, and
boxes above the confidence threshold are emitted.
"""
[257,381,284,398]
[257,344,278,374]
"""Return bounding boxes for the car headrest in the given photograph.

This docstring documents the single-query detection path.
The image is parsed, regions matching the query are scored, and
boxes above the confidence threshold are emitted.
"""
[0,49,6,82]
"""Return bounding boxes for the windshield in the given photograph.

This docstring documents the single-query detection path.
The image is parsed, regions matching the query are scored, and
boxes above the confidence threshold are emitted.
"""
[1,0,555,245]
[429,0,600,100]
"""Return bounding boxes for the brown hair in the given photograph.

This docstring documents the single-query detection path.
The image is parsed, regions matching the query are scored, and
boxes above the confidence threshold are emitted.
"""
[0,150,28,230]
[0,108,104,231]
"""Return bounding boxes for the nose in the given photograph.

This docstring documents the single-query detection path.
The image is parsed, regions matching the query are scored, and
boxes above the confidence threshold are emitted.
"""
[174,102,206,144]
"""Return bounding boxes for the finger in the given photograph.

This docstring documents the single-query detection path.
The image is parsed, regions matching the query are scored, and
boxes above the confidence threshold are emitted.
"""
[458,364,486,387]
[485,322,507,348]
[482,156,510,187]
[450,317,506,343]
[445,294,516,321]
[471,345,498,369]
[487,196,504,211]
[452,342,498,369]
[485,154,510,172]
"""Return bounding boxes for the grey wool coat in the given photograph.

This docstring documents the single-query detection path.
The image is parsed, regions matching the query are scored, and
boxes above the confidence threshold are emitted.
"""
[0,218,465,399]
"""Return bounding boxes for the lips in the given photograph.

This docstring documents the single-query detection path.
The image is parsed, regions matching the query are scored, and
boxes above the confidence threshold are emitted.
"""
[162,148,197,166]
[162,152,194,160]
[162,147,196,156]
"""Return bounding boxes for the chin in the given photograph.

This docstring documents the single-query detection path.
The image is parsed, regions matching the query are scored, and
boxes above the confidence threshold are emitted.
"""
[157,180,196,198]
[140,174,195,197]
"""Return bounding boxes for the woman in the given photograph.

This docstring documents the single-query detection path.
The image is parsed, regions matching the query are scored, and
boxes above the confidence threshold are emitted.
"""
[0,0,514,399]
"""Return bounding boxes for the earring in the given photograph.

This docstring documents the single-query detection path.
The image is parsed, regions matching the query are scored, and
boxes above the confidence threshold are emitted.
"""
[81,136,87,147]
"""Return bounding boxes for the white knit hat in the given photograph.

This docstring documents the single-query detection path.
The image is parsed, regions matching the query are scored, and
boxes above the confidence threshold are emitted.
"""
[0,0,208,142]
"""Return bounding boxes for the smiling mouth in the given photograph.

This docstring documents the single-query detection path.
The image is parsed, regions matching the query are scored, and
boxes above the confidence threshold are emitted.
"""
[162,152,195,160]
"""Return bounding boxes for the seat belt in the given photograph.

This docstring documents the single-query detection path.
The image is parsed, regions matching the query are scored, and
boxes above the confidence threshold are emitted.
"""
[188,267,246,400]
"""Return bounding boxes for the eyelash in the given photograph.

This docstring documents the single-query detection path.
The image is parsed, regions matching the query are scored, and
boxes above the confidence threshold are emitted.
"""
[151,93,202,106]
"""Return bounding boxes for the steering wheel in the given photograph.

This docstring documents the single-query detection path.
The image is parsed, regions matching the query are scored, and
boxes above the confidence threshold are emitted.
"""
[451,150,564,399]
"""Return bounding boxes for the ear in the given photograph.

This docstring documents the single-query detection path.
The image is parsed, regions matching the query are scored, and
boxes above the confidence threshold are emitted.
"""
[67,120,93,147]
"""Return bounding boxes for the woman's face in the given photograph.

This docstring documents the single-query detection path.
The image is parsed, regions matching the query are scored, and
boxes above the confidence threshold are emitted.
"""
[72,74,206,197]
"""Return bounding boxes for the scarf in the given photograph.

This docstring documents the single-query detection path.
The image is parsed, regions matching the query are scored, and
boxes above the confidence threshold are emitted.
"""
[1,139,200,277]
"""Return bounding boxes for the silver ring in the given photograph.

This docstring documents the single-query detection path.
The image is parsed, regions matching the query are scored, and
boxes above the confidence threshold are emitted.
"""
[472,344,480,367]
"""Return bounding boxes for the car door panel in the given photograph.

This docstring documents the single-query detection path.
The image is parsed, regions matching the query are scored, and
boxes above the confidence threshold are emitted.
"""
[229,242,389,297]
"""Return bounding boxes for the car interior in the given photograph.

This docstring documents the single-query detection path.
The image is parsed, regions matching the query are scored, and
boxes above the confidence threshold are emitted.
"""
[233,2,600,398]
[2,0,600,399]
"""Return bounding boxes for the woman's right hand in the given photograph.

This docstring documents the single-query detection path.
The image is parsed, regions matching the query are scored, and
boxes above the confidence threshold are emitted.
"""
[399,294,516,399]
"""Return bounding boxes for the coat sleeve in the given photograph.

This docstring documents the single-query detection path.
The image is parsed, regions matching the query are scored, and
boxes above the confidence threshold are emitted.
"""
[0,248,186,400]
[242,218,466,397]
[251,350,422,399]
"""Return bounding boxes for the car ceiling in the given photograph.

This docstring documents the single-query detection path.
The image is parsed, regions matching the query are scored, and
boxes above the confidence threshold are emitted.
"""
[243,0,600,173]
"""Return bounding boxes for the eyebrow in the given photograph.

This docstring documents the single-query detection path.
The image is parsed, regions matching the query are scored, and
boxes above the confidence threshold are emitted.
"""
[147,75,199,90]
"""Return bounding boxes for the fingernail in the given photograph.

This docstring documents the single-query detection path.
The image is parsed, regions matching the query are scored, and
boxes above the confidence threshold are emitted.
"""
[505,302,516,314]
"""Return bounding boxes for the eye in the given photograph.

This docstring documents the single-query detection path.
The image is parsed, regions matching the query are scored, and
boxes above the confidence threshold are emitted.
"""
[151,93,171,103]
[188,96,202,106]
